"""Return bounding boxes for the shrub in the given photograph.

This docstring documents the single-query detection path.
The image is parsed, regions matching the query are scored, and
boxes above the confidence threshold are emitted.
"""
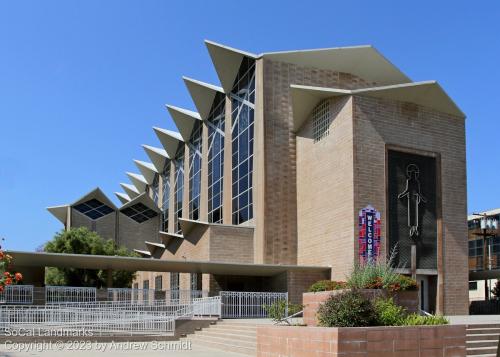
[402,313,448,326]
[317,290,376,327]
[373,298,406,326]
[347,249,417,292]
[263,300,304,323]
[308,280,347,292]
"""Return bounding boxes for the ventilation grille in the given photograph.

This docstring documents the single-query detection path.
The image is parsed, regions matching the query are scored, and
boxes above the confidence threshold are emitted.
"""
[312,100,331,142]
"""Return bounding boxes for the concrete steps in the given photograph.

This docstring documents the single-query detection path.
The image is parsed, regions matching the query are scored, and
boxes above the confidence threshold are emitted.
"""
[467,324,500,356]
[183,320,259,356]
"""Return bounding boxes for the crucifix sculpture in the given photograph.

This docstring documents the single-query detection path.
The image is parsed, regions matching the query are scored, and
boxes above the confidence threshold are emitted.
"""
[398,163,426,279]
[398,164,426,242]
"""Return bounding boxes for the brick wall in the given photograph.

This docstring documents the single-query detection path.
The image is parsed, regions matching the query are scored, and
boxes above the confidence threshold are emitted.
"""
[117,212,160,251]
[257,325,466,357]
[261,59,377,266]
[296,96,355,280]
[352,95,468,315]
[70,209,116,243]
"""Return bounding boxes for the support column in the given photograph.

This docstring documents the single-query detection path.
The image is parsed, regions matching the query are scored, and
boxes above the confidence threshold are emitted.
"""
[106,269,113,288]
[200,122,209,222]
[222,95,233,225]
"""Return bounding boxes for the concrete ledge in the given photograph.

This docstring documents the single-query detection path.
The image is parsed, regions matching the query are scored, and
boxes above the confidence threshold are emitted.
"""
[257,324,466,357]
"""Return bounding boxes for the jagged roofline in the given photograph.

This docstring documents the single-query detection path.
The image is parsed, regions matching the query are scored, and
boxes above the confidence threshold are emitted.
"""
[153,127,184,159]
[165,105,201,142]
[115,192,131,205]
[204,40,412,92]
[119,192,160,213]
[142,144,169,173]
[134,160,158,185]
[120,183,140,199]
[126,172,147,193]
[183,76,223,120]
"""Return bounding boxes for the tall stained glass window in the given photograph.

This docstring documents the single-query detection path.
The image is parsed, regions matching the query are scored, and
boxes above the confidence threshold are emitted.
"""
[231,57,255,225]
[161,164,170,232]
[207,92,226,223]
[151,174,160,206]
[173,145,185,234]
[188,121,202,220]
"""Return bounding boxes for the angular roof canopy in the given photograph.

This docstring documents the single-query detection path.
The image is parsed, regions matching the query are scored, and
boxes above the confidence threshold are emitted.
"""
[166,105,201,142]
[71,187,117,210]
[133,249,151,257]
[262,45,411,86]
[153,127,184,158]
[183,77,224,120]
[119,192,160,213]
[47,205,69,224]
[114,192,131,205]
[145,241,165,254]
[120,183,140,199]
[134,160,158,185]
[47,187,117,224]
[142,144,169,173]
[179,218,209,237]
[290,81,465,132]
[126,172,147,193]
[205,40,258,93]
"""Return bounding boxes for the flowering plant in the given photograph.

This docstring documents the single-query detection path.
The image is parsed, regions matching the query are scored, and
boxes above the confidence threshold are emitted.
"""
[0,247,22,292]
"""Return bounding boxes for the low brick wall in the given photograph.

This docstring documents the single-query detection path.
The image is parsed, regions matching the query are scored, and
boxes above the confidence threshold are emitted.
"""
[303,289,419,326]
[257,325,466,357]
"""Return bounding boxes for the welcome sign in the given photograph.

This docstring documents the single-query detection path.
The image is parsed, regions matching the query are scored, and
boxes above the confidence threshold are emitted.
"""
[358,205,381,264]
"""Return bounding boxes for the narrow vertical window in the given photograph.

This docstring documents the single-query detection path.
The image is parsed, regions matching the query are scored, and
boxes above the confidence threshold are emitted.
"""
[231,57,255,225]
[207,92,226,224]
[161,164,170,232]
[151,174,160,205]
[188,121,202,220]
[173,146,185,234]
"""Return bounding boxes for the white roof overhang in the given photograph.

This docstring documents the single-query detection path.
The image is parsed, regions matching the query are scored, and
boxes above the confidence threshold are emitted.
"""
[165,105,201,142]
[133,160,158,185]
[71,187,118,210]
[262,45,411,86]
[290,81,465,132]
[9,251,331,276]
[119,192,160,213]
[183,77,224,120]
[126,172,147,193]
[114,192,131,205]
[142,145,169,172]
[145,241,165,254]
[120,183,140,199]
[179,218,209,237]
[153,127,184,158]
[47,205,69,224]
[205,40,258,93]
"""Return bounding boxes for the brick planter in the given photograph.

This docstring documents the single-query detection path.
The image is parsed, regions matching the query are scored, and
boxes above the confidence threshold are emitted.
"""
[303,289,419,326]
[257,325,466,357]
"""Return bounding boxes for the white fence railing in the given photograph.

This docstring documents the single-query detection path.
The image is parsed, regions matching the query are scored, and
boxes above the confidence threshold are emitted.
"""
[0,285,34,304]
[45,286,97,304]
[220,291,288,318]
[0,296,221,336]
[107,289,208,303]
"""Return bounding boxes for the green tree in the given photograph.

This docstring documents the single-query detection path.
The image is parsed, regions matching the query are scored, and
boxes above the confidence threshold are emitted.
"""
[43,227,138,288]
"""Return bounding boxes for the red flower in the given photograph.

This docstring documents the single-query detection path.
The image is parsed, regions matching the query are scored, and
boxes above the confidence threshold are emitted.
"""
[3,271,10,277]
[5,278,12,285]
[15,273,22,282]
[0,285,3,292]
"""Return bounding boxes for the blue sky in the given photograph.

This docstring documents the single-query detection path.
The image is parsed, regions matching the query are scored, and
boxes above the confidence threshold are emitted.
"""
[1,1,499,251]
